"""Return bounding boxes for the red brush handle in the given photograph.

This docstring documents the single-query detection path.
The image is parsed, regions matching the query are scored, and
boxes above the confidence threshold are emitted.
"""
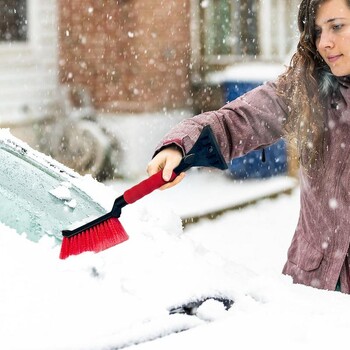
[123,170,177,204]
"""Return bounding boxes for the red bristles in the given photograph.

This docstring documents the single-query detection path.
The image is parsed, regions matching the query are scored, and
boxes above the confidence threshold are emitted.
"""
[59,217,129,259]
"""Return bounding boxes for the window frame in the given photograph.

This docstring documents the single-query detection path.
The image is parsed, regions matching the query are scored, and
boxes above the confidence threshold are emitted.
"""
[0,0,42,68]
[0,0,28,43]
[190,0,299,78]
[0,0,38,51]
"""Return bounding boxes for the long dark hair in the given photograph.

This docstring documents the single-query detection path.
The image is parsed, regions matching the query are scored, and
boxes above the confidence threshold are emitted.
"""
[277,0,345,169]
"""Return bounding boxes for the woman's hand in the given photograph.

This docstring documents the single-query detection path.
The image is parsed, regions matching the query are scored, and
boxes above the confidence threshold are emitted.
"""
[147,147,185,190]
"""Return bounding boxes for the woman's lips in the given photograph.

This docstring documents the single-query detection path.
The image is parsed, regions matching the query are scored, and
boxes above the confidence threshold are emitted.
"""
[327,54,342,63]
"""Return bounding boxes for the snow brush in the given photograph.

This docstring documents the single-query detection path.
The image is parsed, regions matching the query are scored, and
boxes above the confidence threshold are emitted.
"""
[59,125,227,259]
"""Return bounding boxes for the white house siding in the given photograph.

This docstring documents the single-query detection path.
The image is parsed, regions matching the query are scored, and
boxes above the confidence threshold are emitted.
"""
[0,0,58,127]
[258,0,300,61]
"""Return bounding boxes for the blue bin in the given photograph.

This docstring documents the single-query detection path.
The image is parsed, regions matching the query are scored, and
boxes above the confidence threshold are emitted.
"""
[223,81,287,179]
[223,81,262,102]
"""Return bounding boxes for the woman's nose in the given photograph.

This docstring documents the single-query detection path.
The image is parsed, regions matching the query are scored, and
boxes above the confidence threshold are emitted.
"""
[318,31,335,49]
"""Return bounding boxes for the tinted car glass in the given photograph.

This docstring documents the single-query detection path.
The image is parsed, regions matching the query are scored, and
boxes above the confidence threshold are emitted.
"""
[0,136,106,243]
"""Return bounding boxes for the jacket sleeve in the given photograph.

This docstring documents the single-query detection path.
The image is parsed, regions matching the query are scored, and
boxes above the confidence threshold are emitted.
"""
[155,81,289,163]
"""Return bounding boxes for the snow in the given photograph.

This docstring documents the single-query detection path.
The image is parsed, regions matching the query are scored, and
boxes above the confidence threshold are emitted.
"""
[206,62,287,85]
[49,184,77,209]
[2,165,350,350]
[97,110,190,178]
[118,169,297,219]
[195,299,229,322]
[49,185,72,201]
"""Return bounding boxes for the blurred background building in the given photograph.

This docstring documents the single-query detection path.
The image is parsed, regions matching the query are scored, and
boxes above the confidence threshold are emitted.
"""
[0,0,299,179]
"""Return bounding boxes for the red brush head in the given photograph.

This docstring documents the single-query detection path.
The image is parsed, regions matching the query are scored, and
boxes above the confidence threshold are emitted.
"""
[59,217,129,259]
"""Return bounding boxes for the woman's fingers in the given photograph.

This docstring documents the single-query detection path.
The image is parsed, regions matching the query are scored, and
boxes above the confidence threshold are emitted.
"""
[147,147,184,189]
[159,172,185,190]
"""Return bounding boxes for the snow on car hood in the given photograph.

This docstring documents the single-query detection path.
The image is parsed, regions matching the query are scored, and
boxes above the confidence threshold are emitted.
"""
[0,204,245,350]
[0,129,243,349]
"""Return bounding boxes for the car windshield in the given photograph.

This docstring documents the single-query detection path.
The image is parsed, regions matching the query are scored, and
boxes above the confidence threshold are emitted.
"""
[0,137,106,244]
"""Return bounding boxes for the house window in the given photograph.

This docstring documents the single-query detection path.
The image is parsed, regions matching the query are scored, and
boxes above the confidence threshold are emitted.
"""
[203,0,259,58]
[0,0,27,42]
[198,0,299,66]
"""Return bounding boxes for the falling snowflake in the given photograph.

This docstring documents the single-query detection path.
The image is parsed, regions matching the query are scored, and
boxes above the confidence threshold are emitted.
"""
[329,198,338,210]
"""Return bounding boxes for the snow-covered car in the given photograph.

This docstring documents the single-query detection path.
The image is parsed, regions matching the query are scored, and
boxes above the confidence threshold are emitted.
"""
[0,129,235,350]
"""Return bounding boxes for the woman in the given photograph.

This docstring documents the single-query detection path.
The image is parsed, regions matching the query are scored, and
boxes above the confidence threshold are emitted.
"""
[147,0,350,293]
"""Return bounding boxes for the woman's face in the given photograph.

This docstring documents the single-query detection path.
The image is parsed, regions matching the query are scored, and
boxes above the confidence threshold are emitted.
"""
[315,0,350,76]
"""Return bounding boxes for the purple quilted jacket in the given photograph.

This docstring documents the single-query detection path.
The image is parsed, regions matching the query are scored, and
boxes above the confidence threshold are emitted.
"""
[156,80,350,293]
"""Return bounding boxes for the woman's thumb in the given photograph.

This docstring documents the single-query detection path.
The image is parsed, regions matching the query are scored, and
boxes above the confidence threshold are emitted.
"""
[162,165,173,182]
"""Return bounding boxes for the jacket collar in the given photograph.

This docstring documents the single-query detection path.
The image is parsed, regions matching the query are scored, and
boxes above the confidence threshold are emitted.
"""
[336,75,350,89]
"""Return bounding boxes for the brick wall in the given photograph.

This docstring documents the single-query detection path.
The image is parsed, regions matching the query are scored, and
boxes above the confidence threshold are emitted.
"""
[58,0,192,113]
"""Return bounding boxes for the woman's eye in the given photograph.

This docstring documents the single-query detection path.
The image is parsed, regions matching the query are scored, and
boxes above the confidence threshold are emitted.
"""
[333,24,343,31]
